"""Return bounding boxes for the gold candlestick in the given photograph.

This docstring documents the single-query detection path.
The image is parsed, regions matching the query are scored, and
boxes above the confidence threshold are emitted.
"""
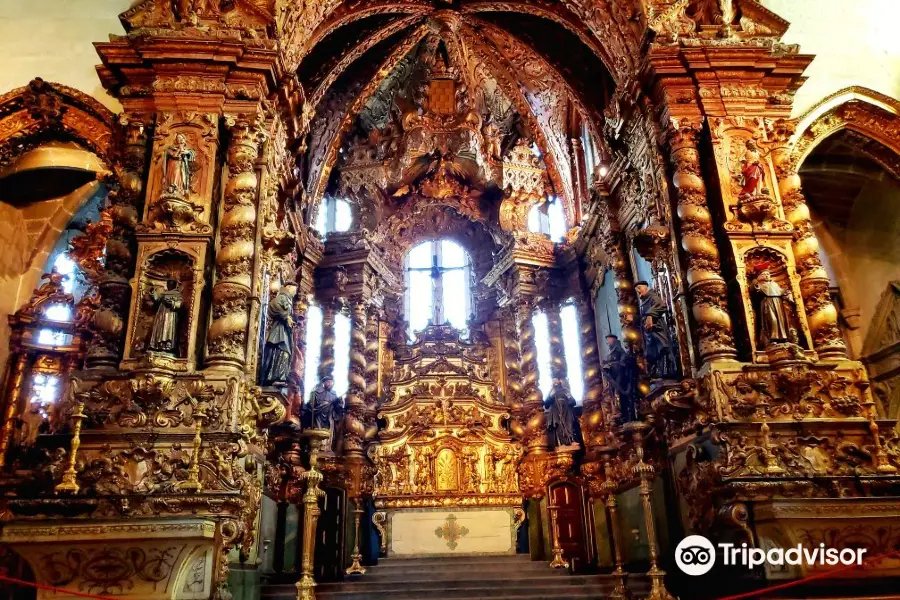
[55,401,86,494]
[548,503,570,569]
[345,501,367,575]
[632,428,674,600]
[296,428,329,600]
[177,403,208,493]
[602,457,631,600]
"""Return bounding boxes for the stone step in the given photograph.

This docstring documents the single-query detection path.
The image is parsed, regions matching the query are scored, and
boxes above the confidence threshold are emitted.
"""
[265,574,613,592]
[264,583,618,600]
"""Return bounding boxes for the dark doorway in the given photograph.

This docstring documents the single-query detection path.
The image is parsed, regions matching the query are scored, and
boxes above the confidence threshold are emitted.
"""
[549,481,589,570]
[313,487,346,581]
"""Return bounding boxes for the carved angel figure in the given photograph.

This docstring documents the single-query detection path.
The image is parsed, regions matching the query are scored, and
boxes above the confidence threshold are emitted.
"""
[162,133,195,197]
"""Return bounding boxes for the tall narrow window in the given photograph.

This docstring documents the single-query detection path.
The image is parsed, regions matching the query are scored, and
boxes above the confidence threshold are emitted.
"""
[561,304,584,404]
[404,240,472,336]
[303,303,323,401]
[533,311,553,399]
[333,312,351,398]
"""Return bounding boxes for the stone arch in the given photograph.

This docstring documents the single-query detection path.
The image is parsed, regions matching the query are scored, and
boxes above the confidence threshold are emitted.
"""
[792,87,900,172]
[0,78,117,169]
[792,88,900,357]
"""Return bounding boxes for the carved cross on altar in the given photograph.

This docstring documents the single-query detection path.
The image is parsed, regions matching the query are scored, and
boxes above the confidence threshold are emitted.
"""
[434,514,469,550]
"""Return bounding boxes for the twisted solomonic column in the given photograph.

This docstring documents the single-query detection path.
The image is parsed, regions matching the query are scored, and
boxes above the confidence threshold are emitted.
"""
[86,119,148,369]
[502,306,525,410]
[769,120,848,359]
[317,301,337,381]
[667,117,737,363]
[207,116,265,369]
[364,305,380,411]
[513,296,547,452]
[342,298,368,457]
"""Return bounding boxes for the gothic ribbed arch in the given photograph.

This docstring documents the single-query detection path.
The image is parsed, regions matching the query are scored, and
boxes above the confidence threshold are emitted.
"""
[300,1,624,92]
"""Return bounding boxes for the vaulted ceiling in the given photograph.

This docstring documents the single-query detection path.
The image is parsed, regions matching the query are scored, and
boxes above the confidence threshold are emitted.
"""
[295,3,621,218]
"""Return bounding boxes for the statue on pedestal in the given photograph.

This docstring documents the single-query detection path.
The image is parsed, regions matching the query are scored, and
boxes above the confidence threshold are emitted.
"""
[162,133,195,198]
[602,334,641,423]
[635,281,678,380]
[309,375,342,440]
[148,279,183,355]
[261,283,297,386]
[544,378,579,449]
[739,140,768,198]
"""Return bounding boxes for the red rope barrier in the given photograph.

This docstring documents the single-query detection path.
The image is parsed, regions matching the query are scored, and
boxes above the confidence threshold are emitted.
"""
[715,548,900,600]
[0,574,120,600]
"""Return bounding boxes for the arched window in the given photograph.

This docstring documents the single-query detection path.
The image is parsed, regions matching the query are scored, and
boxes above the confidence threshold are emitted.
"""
[313,196,352,236]
[37,253,79,346]
[404,240,472,335]
[532,305,585,405]
[527,197,567,243]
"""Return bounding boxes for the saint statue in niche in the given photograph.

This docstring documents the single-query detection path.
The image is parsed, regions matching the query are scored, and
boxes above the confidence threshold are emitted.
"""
[148,279,183,355]
[162,133,195,198]
[636,281,679,380]
[739,140,768,198]
[602,334,641,424]
[544,378,579,449]
[752,269,797,347]
[261,283,297,386]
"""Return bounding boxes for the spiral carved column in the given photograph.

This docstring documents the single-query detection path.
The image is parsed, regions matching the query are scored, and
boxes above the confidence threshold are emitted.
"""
[207,117,265,369]
[545,303,568,380]
[317,302,337,381]
[502,306,525,410]
[514,296,546,453]
[667,117,737,362]
[770,124,847,359]
[364,306,380,413]
[341,298,368,458]
[86,119,148,369]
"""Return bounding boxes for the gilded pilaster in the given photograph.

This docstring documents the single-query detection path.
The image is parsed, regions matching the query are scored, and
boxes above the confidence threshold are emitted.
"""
[667,117,737,362]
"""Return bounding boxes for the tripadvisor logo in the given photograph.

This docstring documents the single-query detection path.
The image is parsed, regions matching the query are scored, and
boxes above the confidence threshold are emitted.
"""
[675,535,866,576]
